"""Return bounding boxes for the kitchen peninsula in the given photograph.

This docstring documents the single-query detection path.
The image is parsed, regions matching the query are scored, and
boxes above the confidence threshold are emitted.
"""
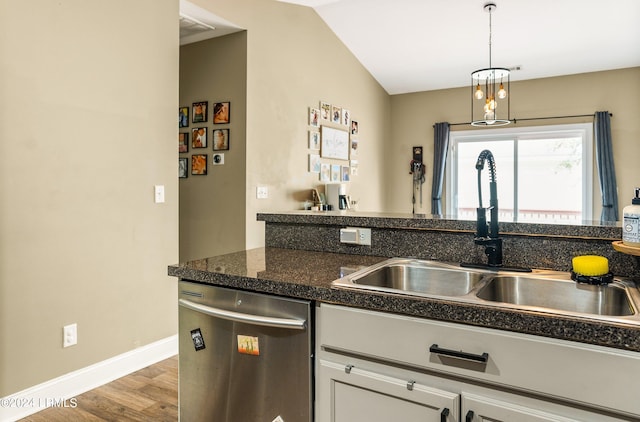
[169,211,640,351]
[170,212,640,420]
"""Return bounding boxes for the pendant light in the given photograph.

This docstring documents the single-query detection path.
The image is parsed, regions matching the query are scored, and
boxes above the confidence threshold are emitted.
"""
[471,3,510,127]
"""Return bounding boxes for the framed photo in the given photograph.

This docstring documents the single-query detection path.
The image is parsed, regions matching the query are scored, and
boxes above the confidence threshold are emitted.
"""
[350,138,358,157]
[309,107,320,127]
[213,101,230,124]
[179,132,189,153]
[309,154,321,173]
[309,131,320,150]
[213,128,229,150]
[331,164,341,182]
[179,107,189,128]
[179,157,188,178]
[331,105,341,124]
[341,165,350,181]
[321,126,350,160]
[350,159,359,176]
[320,163,330,182]
[192,154,208,175]
[192,101,208,123]
[341,109,350,126]
[212,153,225,165]
[320,101,331,120]
[192,127,207,148]
[351,120,359,135]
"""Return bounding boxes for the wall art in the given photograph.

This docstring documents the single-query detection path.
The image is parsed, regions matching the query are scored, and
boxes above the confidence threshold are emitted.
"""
[351,120,359,135]
[320,101,331,120]
[192,154,208,175]
[213,128,229,151]
[213,101,230,124]
[309,154,321,173]
[342,165,350,181]
[179,107,189,128]
[192,101,208,123]
[309,131,320,150]
[179,157,188,178]
[179,132,189,153]
[331,164,341,182]
[192,127,207,148]
[350,138,358,157]
[341,109,350,126]
[321,126,349,160]
[320,163,330,182]
[309,107,320,127]
[212,153,225,165]
[331,105,341,124]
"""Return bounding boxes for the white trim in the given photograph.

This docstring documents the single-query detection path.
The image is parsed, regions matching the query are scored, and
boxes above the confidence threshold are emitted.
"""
[0,335,178,422]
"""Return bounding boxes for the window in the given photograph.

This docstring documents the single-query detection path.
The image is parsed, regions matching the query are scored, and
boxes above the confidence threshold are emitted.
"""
[446,123,593,223]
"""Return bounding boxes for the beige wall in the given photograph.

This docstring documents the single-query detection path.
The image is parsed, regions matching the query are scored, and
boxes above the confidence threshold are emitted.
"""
[190,0,391,248]
[179,32,248,261]
[388,67,640,218]
[0,0,179,396]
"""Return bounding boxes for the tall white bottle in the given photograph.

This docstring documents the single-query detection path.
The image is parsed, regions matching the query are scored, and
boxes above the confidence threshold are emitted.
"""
[622,187,640,247]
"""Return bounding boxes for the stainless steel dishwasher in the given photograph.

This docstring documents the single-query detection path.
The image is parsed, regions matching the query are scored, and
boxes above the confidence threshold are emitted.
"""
[178,280,312,422]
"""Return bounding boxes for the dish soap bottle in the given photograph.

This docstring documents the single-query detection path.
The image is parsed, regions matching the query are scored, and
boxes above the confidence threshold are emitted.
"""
[623,187,640,247]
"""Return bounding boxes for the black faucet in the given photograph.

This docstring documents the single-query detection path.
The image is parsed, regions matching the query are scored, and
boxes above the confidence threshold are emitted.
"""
[474,150,502,267]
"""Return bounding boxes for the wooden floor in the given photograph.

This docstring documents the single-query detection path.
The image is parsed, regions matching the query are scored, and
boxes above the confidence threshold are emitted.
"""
[20,355,178,422]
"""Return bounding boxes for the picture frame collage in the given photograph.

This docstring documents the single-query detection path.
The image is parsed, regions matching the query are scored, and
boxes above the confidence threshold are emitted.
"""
[308,101,359,182]
[179,101,231,178]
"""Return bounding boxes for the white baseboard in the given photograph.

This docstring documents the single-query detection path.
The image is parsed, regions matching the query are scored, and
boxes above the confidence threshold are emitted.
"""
[0,334,178,422]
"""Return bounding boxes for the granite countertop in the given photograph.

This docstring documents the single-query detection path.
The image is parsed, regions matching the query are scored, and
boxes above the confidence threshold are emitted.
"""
[168,247,640,352]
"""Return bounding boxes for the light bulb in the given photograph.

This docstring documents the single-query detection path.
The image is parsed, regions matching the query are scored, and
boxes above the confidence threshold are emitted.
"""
[474,84,484,100]
[484,111,496,124]
[488,98,496,111]
[498,83,507,99]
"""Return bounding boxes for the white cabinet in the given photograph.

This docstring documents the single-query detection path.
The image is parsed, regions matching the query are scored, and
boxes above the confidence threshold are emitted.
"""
[317,359,458,422]
[316,304,640,422]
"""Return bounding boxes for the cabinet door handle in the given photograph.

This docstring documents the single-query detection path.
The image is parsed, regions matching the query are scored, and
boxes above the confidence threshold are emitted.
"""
[440,407,450,422]
[429,344,489,363]
[465,410,474,422]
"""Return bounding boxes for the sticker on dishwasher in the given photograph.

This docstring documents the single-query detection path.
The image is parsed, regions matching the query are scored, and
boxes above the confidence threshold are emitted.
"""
[237,335,260,356]
[191,328,206,351]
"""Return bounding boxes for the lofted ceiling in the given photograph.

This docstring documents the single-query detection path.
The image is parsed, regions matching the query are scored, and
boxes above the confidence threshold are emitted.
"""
[181,0,640,95]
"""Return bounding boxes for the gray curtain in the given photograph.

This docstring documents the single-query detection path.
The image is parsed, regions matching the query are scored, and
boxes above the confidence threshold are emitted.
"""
[431,122,450,215]
[594,111,619,222]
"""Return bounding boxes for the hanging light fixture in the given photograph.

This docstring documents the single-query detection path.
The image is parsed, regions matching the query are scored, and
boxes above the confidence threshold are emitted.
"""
[471,3,510,126]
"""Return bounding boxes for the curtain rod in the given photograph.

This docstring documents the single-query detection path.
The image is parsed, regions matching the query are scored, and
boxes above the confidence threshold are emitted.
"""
[444,112,613,127]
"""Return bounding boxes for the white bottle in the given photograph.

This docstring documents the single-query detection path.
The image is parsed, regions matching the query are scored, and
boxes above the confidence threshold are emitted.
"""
[622,187,640,247]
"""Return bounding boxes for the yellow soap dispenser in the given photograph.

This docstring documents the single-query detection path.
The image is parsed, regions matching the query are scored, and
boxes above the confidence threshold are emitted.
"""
[622,187,640,247]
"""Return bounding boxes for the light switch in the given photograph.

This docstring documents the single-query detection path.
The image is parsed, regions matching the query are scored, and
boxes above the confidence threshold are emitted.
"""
[257,186,268,199]
[154,185,165,203]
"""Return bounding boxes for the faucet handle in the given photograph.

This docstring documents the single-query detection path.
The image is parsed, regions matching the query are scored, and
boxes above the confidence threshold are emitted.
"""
[476,207,489,238]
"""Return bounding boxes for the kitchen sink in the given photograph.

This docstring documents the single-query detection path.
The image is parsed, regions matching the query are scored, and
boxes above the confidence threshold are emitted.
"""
[332,257,640,324]
[349,262,485,297]
[476,275,635,316]
[333,258,489,298]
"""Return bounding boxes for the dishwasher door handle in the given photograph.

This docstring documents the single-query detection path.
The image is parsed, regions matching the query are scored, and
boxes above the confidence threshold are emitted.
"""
[179,298,307,330]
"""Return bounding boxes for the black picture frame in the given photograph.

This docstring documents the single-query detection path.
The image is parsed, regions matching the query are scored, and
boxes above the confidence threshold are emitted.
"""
[191,154,208,175]
[179,157,188,178]
[192,101,208,123]
[179,132,189,153]
[213,128,230,151]
[213,101,230,124]
[179,107,189,128]
[191,127,207,148]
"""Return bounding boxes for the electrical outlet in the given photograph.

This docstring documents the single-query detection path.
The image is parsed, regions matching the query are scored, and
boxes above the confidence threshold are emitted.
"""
[63,323,77,348]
